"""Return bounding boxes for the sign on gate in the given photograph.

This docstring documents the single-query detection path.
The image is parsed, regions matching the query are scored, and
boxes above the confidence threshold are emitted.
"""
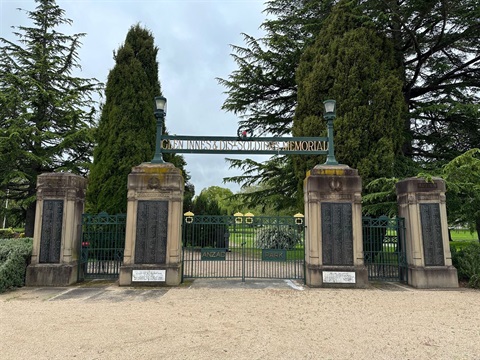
[201,248,227,261]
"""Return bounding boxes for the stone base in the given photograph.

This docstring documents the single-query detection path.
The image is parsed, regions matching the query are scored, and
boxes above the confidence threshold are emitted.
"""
[25,263,78,286]
[306,264,368,288]
[119,263,181,286]
[408,266,458,288]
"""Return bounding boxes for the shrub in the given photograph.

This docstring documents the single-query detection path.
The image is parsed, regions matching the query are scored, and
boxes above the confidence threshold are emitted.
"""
[0,238,33,293]
[0,228,17,238]
[451,242,480,289]
[255,227,300,250]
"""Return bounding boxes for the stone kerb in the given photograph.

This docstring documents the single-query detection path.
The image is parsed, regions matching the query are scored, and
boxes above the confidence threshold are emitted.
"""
[119,162,184,286]
[396,177,458,288]
[304,164,368,288]
[26,172,87,286]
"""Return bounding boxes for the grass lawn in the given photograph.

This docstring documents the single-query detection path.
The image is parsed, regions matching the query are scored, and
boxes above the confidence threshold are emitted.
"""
[450,229,478,250]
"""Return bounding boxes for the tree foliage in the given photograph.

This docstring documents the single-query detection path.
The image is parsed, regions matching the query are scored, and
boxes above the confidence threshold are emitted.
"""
[86,24,191,214]
[293,0,406,196]
[0,0,101,235]
[363,0,480,162]
[441,149,480,239]
[219,0,480,209]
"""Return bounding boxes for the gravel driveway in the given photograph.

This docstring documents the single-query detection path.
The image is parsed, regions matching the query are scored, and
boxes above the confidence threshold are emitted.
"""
[0,280,479,360]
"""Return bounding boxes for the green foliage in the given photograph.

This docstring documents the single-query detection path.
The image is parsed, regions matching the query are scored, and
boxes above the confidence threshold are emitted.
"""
[0,0,101,236]
[255,227,300,250]
[192,189,226,216]
[451,242,480,288]
[86,24,190,214]
[442,149,480,235]
[224,157,299,214]
[363,0,480,163]
[218,0,334,209]
[293,0,406,201]
[0,228,16,239]
[191,186,237,215]
[0,238,33,293]
[219,0,480,210]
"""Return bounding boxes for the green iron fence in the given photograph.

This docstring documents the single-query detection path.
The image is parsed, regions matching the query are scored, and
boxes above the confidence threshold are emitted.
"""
[362,216,408,282]
[78,212,126,281]
[182,214,305,282]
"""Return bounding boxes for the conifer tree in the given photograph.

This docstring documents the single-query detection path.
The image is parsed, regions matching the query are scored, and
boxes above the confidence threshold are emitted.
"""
[293,0,406,196]
[0,0,100,235]
[220,0,480,209]
[87,24,190,214]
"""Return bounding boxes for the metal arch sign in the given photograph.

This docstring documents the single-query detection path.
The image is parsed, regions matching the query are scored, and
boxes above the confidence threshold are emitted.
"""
[160,135,329,155]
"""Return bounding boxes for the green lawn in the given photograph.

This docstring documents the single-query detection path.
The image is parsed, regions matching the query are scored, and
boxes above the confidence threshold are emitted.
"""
[450,229,478,250]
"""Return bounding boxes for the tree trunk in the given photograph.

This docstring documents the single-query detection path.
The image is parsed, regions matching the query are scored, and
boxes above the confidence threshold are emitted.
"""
[476,217,480,244]
[24,201,36,238]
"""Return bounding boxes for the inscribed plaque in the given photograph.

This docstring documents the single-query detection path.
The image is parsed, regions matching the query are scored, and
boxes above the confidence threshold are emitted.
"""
[321,203,353,265]
[420,204,445,266]
[39,200,64,263]
[135,201,168,264]
[132,269,166,282]
[323,271,356,284]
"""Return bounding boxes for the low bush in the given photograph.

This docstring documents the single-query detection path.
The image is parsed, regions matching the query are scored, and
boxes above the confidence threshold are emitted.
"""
[0,238,33,293]
[0,228,17,238]
[451,242,480,289]
[255,227,300,250]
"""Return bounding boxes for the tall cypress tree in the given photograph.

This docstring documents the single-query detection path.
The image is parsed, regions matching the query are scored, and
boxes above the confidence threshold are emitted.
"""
[220,0,480,209]
[87,25,179,214]
[293,0,406,199]
[0,0,100,235]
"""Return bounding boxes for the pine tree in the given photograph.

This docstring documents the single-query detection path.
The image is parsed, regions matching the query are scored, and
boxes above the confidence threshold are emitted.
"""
[219,0,480,209]
[0,0,101,236]
[86,24,190,214]
[293,0,406,197]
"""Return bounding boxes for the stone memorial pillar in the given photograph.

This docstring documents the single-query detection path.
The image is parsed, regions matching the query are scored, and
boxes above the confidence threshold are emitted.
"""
[26,173,87,286]
[396,178,458,288]
[304,165,368,288]
[119,162,184,286]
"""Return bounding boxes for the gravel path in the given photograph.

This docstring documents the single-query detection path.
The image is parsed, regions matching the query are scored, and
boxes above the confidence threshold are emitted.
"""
[0,281,479,360]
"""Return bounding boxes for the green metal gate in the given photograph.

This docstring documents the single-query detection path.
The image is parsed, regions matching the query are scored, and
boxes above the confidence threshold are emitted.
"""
[362,216,408,282]
[182,213,305,282]
[78,212,126,281]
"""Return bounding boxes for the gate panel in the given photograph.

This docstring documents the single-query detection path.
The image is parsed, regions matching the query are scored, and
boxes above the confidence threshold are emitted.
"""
[78,212,126,280]
[362,216,407,282]
[182,215,305,282]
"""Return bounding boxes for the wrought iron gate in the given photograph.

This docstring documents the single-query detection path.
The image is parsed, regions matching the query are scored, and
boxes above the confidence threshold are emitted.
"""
[182,214,305,282]
[362,216,408,282]
[78,212,126,280]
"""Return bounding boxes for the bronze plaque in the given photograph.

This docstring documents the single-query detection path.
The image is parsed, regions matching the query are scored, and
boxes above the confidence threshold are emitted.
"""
[322,203,353,265]
[420,204,445,266]
[39,200,64,263]
[135,201,168,264]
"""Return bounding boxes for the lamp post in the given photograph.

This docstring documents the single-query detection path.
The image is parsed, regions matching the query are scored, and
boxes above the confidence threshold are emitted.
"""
[151,96,167,164]
[323,99,339,165]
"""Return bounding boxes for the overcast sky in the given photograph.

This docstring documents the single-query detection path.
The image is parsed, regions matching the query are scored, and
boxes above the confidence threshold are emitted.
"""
[0,0,268,195]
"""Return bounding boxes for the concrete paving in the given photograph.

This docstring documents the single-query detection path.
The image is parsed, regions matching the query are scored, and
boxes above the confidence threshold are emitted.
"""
[0,278,419,303]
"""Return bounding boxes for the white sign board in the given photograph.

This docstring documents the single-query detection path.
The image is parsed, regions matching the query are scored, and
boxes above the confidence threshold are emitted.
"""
[323,271,356,284]
[132,270,166,282]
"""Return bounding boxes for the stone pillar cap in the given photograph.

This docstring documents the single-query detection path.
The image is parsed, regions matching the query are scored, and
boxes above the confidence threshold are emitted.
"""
[310,164,358,177]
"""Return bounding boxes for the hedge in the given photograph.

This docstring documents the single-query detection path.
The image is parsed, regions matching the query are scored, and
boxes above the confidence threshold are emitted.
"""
[451,242,480,289]
[0,238,33,293]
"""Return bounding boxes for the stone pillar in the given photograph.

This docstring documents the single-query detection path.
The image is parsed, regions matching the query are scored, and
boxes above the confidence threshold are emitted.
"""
[119,162,184,286]
[304,165,367,288]
[396,178,458,288]
[26,173,87,286]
